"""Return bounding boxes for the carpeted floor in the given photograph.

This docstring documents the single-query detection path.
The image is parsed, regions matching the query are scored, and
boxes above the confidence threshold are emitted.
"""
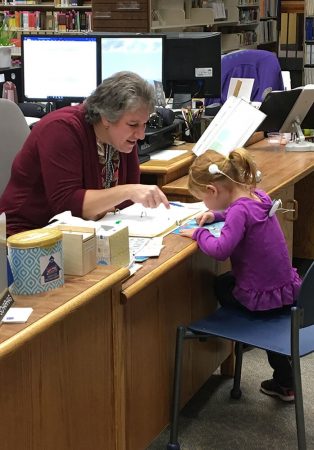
[147,348,314,450]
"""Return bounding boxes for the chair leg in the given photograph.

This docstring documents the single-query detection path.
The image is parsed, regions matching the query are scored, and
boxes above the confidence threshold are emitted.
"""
[230,341,243,399]
[291,308,306,450]
[167,326,187,450]
[293,357,306,450]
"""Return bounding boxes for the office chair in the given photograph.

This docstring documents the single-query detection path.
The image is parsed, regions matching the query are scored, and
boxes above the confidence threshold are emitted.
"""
[0,98,30,195]
[167,261,314,450]
[205,49,285,109]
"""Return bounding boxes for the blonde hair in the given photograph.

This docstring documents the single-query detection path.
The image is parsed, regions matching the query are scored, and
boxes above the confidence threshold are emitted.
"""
[188,148,258,196]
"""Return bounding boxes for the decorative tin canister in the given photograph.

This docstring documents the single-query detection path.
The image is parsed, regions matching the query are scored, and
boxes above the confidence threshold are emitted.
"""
[7,228,64,295]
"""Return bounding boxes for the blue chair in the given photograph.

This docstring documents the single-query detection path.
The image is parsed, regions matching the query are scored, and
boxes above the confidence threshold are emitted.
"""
[167,261,314,450]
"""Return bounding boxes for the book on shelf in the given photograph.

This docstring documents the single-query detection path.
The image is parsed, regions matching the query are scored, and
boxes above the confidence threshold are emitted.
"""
[305,17,314,41]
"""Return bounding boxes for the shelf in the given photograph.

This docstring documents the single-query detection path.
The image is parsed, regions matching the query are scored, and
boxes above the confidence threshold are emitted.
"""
[260,16,277,20]
[237,4,259,7]
[0,3,91,9]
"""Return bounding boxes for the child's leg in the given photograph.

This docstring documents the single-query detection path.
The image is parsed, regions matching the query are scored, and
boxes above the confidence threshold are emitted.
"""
[214,271,239,308]
[266,351,293,388]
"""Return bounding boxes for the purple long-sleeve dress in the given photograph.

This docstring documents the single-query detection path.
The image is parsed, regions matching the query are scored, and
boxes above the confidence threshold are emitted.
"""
[192,189,301,311]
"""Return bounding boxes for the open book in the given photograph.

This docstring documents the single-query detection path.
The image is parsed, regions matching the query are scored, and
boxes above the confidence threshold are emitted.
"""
[97,202,205,237]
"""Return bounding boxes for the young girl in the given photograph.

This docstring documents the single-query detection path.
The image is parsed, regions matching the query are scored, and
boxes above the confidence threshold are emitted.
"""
[180,147,302,402]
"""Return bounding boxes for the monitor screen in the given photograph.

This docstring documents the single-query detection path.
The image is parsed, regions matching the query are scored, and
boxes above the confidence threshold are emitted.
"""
[21,34,98,104]
[164,32,221,101]
[258,86,314,132]
[100,34,164,85]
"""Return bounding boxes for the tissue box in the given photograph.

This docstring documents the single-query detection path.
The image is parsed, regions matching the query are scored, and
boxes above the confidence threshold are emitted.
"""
[55,225,96,276]
[96,223,129,267]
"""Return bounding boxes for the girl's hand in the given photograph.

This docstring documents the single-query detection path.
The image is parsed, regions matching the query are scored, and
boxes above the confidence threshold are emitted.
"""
[179,228,195,238]
[195,210,215,227]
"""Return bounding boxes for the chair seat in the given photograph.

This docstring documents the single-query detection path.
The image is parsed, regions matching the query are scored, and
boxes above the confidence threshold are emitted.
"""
[188,306,314,357]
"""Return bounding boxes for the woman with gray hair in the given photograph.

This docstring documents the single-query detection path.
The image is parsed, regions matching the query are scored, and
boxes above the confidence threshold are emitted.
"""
[0,71,169,236]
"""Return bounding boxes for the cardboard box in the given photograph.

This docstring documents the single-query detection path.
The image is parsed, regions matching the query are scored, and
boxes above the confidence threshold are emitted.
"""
[96,223,129,267]
[56,225,97,276]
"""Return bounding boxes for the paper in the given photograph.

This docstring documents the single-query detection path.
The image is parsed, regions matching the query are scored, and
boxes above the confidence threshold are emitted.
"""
[25,117,41,127]
[2,307,33,323]
[97,203,203,237]
[172,219,225,237]
[192,96,266,157]
[149,149,188,161]
[134,237,164,257]
[227,78,254,101]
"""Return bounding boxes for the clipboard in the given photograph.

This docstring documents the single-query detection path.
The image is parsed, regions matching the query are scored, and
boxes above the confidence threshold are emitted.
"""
[192,96,266,157]
[96,203,203,237]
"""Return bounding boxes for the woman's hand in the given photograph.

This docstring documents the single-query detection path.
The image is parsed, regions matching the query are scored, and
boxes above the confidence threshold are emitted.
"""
[179,228,195,238]
[129,184,170,209]
[195,210,215,227]
[82,184,169,220]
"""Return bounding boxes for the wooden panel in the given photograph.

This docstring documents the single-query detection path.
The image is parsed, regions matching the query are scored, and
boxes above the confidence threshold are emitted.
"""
[92,0,147,5]
[281,1,304,13]
[123,250,232,450]
[93,18,149,31]
[1,290,117,450]
[271,184,294,260]
[92,0,149,31]
[293,171,314,259]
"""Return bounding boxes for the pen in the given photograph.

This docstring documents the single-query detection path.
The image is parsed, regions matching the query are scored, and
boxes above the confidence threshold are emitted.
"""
[169,202,184,207]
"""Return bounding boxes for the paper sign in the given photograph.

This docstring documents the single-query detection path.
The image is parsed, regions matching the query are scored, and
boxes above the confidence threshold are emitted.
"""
[227,78,255,101]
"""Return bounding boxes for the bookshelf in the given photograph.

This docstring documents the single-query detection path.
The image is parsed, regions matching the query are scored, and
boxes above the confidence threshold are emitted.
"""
[151,0,279,53]
[304,0,314,84]
[0,1,92,35]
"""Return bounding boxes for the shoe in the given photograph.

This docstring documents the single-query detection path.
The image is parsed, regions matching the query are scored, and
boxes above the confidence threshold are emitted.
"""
[260,379,295,402]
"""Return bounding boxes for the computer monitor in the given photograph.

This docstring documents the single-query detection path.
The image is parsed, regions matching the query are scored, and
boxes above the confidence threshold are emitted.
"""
[100,34,164,86]
[258,86,314,131]
[163,32,221,106]
[21,34,98,106]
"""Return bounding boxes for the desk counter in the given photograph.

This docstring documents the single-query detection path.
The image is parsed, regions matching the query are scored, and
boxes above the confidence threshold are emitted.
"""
[162,141,314,259]
[140,144,195,187]
[0,266,129,450]
[120,234,232,450]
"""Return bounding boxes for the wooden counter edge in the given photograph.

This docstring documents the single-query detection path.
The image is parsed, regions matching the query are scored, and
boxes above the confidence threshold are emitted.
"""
[140,153,195,175]
[0,267,129,359]
[121,241,197,303]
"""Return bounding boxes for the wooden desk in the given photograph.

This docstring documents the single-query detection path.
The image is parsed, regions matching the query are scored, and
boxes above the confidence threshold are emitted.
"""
[140,143,195,187]
[119,234,232,450]
[3,138,311,450]
[139,132,265,188]
[0,266,129,450]
[0,243,231,450]
[162,140,314,259]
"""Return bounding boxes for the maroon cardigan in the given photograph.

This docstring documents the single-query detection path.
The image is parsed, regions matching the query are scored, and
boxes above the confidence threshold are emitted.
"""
[0,104,140,236]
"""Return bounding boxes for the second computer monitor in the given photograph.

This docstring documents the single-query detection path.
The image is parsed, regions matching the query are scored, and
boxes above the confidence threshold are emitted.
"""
[164,32,221,103]
[100,34,164,86]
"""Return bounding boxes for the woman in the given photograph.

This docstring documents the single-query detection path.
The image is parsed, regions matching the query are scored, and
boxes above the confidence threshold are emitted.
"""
[0,71,169,236]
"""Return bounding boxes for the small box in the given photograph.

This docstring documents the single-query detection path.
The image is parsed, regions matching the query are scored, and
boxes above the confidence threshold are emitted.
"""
[56,225,96,276]
[96,224,129,267]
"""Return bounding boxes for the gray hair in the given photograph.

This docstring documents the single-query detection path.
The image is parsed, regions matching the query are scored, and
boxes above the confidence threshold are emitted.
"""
[85,71,156,124]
